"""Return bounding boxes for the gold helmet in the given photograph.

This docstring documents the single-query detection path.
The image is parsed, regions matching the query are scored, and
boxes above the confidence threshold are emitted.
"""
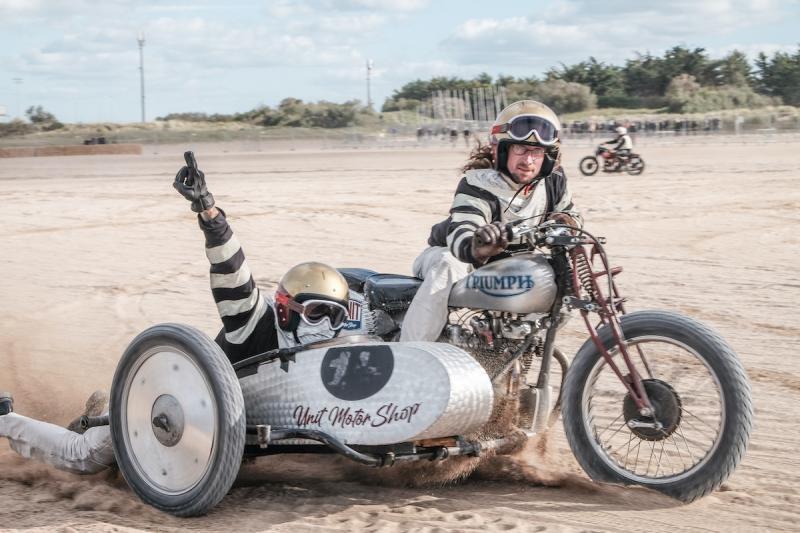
[489,100,562,179]
[275,262,350,332]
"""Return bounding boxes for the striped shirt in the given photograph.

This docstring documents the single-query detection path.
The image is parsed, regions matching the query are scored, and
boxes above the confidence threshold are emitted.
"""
[199,209,280,364]
[442,167,580,265]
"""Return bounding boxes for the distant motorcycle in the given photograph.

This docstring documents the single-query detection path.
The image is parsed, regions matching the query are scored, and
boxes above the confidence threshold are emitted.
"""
[580,146,645,176]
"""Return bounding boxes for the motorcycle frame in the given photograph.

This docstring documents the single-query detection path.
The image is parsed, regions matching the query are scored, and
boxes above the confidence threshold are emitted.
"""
[459,236,652,414]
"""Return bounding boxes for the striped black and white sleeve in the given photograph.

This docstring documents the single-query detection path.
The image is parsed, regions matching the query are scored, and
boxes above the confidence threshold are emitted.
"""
[445,177,496,266]
[550,169,584,228]
[198,210,270,348]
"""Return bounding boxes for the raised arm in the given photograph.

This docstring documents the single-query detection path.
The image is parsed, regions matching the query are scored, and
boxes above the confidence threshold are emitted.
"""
[173,159,275,362]
[197,207,268,345]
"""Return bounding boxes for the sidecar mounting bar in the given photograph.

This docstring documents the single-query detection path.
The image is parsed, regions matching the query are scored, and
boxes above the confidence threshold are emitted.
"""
[245,425,516,466]
[233,346,302,378]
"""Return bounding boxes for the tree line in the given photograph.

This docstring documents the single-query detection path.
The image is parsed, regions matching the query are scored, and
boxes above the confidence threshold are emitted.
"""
[383,45,800,114]
[157,98,371,128]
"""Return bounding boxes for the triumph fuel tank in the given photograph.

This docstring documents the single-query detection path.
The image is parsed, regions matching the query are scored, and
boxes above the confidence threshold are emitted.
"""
[449,253,557,313]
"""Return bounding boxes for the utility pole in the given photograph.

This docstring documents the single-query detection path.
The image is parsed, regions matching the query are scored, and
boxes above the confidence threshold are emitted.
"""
[12,77,22,119]
[366,59,373,111]
[137,32,146,123]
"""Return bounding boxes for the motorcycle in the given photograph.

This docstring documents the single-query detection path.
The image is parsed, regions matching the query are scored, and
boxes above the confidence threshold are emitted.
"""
[580,146,645,176]
[106,219,752,517]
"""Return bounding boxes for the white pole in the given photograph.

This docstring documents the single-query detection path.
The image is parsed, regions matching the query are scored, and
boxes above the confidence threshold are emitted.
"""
[366,59,373,110]
[12,77,22,119]
[137,32,146,123]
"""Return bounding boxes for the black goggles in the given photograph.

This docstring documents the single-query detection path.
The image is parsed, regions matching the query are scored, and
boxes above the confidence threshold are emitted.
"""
[287,299,349,330]
[491,114,559,145]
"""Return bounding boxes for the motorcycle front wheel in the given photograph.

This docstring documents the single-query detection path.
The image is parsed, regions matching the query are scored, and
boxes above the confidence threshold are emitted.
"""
[579,156,599,176]
[627,155,645,175]
[561,310,752,502]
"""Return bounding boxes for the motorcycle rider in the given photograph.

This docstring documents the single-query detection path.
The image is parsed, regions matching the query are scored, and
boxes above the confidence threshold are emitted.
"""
[400,100,582,342]
[603,125,633,160]
[0,162,351,474]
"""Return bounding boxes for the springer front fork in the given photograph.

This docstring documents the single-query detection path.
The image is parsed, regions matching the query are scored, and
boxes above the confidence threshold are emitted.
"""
[565,246,655,415]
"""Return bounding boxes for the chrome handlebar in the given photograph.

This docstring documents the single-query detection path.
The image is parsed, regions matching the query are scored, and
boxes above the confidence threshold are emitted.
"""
[510,220,602,248]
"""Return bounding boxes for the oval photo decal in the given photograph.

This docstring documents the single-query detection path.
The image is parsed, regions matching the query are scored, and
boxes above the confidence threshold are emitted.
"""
[321,345,394,401]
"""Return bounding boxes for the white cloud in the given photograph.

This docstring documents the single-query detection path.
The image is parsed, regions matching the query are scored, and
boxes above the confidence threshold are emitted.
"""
[709,42,799,59]
[317,0,429,11]
[318,13,386,32]
[440,0,798,70]
[264,0,314,18]
[10,11,367,85]
[2,0,798,121]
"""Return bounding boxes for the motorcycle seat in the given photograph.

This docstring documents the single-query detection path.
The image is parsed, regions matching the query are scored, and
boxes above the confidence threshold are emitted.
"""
[363,274,423,312]
[338,268,379,292]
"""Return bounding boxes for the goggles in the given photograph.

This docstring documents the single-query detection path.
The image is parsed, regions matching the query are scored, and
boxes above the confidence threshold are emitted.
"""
[491,114,559,146]
[287,298,349,330]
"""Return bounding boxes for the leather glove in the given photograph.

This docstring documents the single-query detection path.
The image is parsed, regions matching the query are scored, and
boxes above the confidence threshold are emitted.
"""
[173,166,215,213]
[471,221,509,264]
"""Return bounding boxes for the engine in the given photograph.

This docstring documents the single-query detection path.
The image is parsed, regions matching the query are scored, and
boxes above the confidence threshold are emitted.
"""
[445,311,545,377]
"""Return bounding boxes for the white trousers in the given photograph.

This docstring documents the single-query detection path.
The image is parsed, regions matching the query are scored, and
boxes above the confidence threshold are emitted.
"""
[400,246,471,342]
[0,413,114,475]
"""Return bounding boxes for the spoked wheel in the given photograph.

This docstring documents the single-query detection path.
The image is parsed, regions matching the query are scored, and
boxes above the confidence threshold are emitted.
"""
[561,311,752,502]
[627,155,645,175]
[110,324,245,517]
[579,156,599,176]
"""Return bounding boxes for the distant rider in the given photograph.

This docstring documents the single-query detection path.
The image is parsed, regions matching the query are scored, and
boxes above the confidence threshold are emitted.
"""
[0,160,351,474]
[400,100,582,342]
[603,126,633,160]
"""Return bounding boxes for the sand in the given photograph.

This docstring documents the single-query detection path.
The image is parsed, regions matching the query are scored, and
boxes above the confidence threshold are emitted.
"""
[0,135,799,531]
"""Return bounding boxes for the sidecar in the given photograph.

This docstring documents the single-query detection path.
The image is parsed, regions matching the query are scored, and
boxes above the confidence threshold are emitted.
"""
[108,323,508,517]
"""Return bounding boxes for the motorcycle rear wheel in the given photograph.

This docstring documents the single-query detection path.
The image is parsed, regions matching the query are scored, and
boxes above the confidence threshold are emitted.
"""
[561,310,752,502]
[579,156,599,176]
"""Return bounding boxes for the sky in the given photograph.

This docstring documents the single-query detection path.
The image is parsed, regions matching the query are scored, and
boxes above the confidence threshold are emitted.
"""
[1,0,798,123]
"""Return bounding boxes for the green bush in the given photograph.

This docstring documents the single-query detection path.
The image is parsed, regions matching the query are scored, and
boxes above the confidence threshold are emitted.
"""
[666,74,780,112]
[23,105,63,131]
[597,95,667,109]
[158,99,371,129]
[156,112,233,122]
[0,119,34,138]
[382,97,422,112]
[538,80,596,112]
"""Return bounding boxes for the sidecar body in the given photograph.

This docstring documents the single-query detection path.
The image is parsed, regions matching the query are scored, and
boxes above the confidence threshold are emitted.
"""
[108,324,497,517]
[238,337,494,447]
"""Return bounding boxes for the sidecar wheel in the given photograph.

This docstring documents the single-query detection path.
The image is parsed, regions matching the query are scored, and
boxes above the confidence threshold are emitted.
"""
[579,156,599,176]
[110,324,245,517]
[561,310,752,502]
